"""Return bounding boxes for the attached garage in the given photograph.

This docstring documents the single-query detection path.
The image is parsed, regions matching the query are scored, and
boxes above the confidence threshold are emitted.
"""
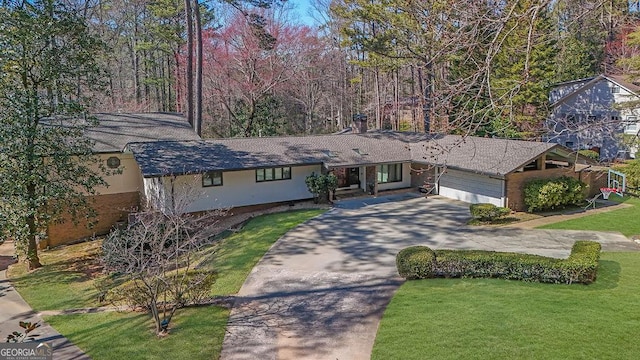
[438,168,505,207]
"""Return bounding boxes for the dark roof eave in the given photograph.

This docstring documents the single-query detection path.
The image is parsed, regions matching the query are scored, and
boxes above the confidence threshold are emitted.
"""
[326,159,413,168]
[141,161,327,178]
[440,164,507,178]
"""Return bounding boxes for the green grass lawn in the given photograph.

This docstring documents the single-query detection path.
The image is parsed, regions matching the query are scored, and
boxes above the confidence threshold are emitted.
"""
[537,196,640,237]
[372,252,640,360]
[9,209,324,359]
[7,240,103,310]
[45,307,228,360]
[199,209,325,296]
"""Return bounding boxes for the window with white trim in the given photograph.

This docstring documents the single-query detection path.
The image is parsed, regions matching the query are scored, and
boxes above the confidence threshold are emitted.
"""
[377,163,402,184]
[256,167,291,182]
[202,171,223,187]
[611,85,620,94]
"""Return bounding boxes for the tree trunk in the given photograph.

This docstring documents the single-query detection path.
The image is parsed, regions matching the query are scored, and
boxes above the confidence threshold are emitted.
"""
[184,0,194,128]
[194,0,203,136]
[174,51,182,113]
[25,186,41,270]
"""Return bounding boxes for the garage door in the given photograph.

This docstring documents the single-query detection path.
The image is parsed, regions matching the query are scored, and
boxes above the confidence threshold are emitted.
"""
[438,169,504,206]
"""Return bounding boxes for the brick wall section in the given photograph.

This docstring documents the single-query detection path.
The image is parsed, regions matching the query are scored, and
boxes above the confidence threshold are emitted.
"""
[365,166,377,194]
[44,192,140,248]
[505,169,608,211]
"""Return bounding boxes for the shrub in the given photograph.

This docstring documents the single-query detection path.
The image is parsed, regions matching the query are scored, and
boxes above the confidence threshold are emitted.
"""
[558,241,601,284]
[469,203,511,221]
[524,176,587,212]
[395,241,601,284]
[396,246,436,280]
[578,149,600,161]
[613,159,640,194]
[305,173,338,203]
[103,269,217,309]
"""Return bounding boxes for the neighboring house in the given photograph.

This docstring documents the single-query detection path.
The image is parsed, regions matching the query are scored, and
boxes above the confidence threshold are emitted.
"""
[44,113,201,248]
[127,131,601,216]
[546,74,640,160]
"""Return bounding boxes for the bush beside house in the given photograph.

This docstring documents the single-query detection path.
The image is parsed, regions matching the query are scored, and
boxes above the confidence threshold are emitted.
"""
[469,203,510,221]
[524,176,587,212]
[396,241,601,284]
[305,173,338,203]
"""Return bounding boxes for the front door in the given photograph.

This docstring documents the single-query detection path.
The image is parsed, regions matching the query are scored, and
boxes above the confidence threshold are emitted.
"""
[336,167,361,188]
[347,167,360,186]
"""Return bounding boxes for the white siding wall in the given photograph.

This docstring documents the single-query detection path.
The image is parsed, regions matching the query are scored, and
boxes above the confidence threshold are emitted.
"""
[92,153,144,195]
[153,164,321,213]
[549,78,640,159]
[438,169,505,206]
[377,163,412,191]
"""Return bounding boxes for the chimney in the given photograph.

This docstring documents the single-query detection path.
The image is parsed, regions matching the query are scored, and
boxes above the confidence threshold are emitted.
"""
[352,113,368,133]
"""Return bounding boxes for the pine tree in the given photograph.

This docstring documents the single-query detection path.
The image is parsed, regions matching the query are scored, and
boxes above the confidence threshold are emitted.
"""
[490,0,558,138]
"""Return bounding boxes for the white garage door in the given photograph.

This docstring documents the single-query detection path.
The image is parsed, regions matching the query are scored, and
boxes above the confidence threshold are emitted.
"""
[438,169,504,206]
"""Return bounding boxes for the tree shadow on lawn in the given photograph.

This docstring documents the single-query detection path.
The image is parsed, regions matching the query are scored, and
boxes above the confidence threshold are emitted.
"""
[46,306,228,359]
[9,267,100,310]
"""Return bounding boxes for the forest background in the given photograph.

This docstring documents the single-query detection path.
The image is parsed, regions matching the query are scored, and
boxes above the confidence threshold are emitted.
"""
[10,0,640,139]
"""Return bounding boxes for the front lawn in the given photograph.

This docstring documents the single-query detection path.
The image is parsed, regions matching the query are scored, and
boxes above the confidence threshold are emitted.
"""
[7,240,102,310]
[372,252,640,360]
[9,209,325,359]
[45,307,228,360]
[537,196,640,237]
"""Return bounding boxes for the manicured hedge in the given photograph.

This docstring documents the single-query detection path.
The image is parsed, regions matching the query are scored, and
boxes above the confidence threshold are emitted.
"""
[396,246,436,280]
[469,203,510,221]
[396,241,601,284]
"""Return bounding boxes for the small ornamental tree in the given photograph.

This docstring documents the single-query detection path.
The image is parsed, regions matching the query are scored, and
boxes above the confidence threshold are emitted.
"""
[101,180,221,335]
[305,173,338,203]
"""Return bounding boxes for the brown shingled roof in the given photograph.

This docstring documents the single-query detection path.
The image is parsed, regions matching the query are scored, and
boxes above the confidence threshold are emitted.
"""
[128,131,560,178]
[87,113,200,153]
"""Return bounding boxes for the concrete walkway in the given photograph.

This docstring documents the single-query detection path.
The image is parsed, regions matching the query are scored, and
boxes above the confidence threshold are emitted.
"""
[220,194,640,360]
[0,241,90,360]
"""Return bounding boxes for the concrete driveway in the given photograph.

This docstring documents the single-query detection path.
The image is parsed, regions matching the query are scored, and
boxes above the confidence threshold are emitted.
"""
[220,193,639,360]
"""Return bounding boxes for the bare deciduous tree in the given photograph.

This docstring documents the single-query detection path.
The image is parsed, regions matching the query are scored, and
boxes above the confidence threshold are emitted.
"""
[101,179,223,335]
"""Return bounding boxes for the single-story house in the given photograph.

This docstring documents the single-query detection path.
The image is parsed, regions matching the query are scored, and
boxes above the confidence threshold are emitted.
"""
[49,113,605,248]
[127,131,602,215]
[546,74,640,160]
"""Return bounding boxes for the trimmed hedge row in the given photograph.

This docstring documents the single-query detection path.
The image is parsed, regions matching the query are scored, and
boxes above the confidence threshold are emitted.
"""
[396,241,601,284]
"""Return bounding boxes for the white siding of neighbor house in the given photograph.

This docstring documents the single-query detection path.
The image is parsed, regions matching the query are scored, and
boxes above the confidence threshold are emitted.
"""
[549,78,640,159]
[438,169,505,207]
[148,164,322,213]
[94,152,144,195]
[377,163,412,191]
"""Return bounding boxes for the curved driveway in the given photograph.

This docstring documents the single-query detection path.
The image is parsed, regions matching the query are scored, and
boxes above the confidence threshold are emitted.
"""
[220,193,638,360]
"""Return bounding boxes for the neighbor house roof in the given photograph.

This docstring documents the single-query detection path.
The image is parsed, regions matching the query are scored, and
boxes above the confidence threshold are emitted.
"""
[128,131,560,178]
[87,113,200,153]
[551,74,640,107]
